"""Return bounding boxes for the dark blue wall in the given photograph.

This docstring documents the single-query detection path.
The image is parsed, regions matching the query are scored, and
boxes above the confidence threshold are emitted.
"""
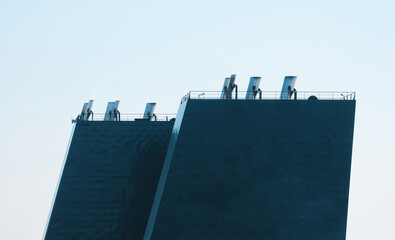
[147,99,356,240]
[45,121,174,239]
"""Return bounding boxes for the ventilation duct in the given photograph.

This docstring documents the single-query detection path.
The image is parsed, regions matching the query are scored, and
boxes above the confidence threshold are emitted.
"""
[220,74,236,99]
[79,100,94,121]
[104,100,120,121]
[245,77,261,99]
[143,103,156,120]
[84,100,94,120]
[220,77,230,99]
[280,76,297,99]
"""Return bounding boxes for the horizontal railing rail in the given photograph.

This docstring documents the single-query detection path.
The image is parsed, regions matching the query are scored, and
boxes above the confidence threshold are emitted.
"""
[74,113,176,122]
[181,91,355,103]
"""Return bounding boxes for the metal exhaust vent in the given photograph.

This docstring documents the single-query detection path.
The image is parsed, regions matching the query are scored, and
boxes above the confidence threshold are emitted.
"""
[143,103,156,120]
[220,74,237,99]
[280,76,297,99]
[104,100,120,121]
[79,100,94,121]
[245,77,261,99]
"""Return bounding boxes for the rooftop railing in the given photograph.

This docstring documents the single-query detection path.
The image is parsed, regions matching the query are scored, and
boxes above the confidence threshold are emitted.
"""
[181,91,355,103]
[74,113,176,122]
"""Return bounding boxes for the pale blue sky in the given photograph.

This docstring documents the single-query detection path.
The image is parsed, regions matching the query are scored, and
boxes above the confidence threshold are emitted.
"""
[0,1,394,239]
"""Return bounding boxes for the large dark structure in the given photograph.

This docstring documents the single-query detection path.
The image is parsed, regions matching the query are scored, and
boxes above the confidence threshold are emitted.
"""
[145,99,356,240]
[45,121,174,239]
[44,77,356,240]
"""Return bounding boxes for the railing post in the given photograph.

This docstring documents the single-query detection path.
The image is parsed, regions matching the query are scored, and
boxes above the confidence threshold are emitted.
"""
[235,85,238,100]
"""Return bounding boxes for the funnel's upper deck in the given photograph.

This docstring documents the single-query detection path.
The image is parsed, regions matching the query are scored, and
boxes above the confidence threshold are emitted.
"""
[181,91,356,103]
[75,113,176,122]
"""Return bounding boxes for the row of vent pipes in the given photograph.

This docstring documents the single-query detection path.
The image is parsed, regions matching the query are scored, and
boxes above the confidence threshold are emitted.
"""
[78,101,156,122]
[221,75,297,100]
[78,75,297,122]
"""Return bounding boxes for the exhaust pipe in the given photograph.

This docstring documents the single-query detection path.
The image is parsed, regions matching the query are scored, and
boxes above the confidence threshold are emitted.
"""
[79,100,94,121]
[220,74,237,99]
[245,77,261,99]
[104,100,120,121]
[143,103,156,120]
[220,77,230,99]
[280,76,297,99]
[83,100,94,120]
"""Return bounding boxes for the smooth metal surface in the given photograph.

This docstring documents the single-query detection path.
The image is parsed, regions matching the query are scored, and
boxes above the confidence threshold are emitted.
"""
[220,74,236,99]
[104,100,120,121]
[81,103,88,116]
[104,102,114,121]
[143,103,156,120]
[245,76,261,99]
[280,76,297,99]
[220,77,231,99]
[79,100,94,121]
[83,100,94,120]
[226,74,236,99]
[229,74,236,86]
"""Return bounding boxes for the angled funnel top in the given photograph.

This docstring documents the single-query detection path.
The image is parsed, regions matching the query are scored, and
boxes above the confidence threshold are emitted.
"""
[143,103,156,120]
[83,100,94,120]
[220,78,230,99]
[80,100,94,121]
[220,74,237,99]
[245,76,261,99]
[280,76,297,99]
[104,100,120,121]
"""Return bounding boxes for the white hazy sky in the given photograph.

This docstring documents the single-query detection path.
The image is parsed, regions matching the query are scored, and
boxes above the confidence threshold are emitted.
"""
[0,1,394,239]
